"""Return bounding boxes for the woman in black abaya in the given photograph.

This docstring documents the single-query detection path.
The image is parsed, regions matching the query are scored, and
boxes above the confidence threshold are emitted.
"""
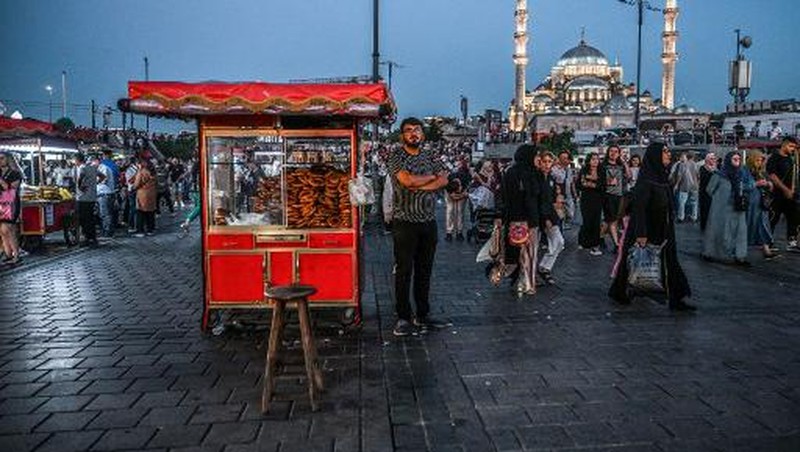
[609,142,696,311]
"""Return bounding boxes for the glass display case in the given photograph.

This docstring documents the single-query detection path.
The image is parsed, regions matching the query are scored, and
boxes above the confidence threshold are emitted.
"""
[285,137,352,229]
[207,135,284,227]
[206,134,353,230]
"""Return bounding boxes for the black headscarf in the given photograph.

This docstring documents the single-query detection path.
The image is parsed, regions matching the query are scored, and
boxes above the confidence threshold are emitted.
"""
[513,144,537,174]
[639,142,670,186]
[720,151,746,206]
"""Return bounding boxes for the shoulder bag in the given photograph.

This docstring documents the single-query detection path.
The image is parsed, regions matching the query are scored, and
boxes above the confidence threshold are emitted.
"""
[508,221,530,247]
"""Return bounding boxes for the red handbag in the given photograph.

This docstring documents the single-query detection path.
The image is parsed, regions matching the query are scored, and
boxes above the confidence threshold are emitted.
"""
[508,221,530,246]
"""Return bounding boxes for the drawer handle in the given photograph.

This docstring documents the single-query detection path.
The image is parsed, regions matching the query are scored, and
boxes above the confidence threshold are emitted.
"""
[323,239,339,245]
[222,241,238,247]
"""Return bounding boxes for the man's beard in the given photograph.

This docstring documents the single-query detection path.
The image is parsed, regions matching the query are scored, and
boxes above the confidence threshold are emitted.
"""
[403,139,421,149]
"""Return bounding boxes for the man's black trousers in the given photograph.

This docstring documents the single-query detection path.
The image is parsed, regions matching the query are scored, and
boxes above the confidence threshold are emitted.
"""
[392,220,438,321]
[770,197,799,241]
[77,201,97,243]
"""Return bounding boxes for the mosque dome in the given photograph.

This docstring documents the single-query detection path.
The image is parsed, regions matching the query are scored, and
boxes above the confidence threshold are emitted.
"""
[565,75,609,91]
[557,40,609,67]
[604,93,633,111]
[674,104,697,114]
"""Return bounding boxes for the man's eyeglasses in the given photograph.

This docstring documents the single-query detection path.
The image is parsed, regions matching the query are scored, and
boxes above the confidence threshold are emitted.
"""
[402,127,423,135]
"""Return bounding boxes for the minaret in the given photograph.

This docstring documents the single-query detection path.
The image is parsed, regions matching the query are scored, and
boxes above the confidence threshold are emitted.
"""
[512,0,528,132]
[661,0,679,110]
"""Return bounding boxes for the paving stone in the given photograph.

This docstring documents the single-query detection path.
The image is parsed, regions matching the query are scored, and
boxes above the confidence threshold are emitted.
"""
[80,378,133,394]
[34,395,95,413]
[35,430,103,452]
[0,432,49,452]
[146,423,210,448]
[36,380,91,397]
[36,368,88,383]
[0,382,47,398]
[203,421,260,445]
[0,396,48,414]
[516,424,575,449]
[138,405,196,427]
[33,410,100,432]
[0,412,49,434]
[89,427,157,450]
[86,408,149,430]
[189,403,245,424]
[132,390,186,408]
[83,392,141,410]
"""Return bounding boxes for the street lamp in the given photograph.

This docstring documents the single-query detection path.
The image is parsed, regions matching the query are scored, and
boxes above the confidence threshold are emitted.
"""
[44,85,54,123]
[617,0,662,143]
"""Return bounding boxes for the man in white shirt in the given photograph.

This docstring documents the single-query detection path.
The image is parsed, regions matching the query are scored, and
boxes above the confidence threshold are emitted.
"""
[769,121,783,140]
[125,157,139,233]
[94,156,114,238]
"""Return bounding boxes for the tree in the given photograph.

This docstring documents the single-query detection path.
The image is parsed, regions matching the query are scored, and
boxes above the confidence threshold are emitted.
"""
[53,117,75,133]
[539,129,577,156]
[153,134,197,160]
[424,122,443,142]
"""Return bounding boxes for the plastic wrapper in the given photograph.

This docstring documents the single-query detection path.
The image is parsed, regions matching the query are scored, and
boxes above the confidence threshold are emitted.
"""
[627,242,666,292]
[348,174,375,206]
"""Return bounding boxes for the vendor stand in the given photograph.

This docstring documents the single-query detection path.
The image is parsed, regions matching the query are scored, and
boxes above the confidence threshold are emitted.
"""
[119,81,395,331]
[0,118,79,250]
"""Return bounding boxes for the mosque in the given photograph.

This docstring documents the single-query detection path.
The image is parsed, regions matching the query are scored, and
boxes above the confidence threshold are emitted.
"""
[508,0,703,136]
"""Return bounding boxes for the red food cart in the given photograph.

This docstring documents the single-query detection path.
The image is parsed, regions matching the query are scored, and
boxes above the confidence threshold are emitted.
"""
[0,119,80,250]
[19,197,78,250]
[120,81,395,331]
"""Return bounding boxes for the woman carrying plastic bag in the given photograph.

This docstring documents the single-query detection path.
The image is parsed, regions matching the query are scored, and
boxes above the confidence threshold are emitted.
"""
[608,142,696,312]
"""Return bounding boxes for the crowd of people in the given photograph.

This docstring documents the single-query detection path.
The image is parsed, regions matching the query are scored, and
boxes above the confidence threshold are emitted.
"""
[379,116,800,336]
[0,149,198,265]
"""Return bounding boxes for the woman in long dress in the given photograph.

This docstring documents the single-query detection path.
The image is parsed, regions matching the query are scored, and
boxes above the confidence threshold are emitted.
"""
[609,142,695,311]
[702,152,753,266]
[577,152,604,255]
[698,153,717,231]
[498,144,540,296]
[745,151,779,260]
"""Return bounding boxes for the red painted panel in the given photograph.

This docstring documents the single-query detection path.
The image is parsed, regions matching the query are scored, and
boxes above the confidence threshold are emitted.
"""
[207,234,255,250]
[256,239,306,249]
[208,254,264,302]
[21,205,43,234]
[268,252,294,286]
[298,252,354,301]
[308,232,354,249]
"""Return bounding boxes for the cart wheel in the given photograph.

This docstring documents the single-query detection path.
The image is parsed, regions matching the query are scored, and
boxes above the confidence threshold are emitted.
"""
[63,213,80,247]
[21,235,44,252]
[339,307,359,326]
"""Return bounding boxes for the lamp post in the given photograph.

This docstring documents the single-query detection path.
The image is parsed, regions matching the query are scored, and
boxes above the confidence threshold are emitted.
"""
[144,56,150,134]
[44,85,54,123]
[617,0,662,143]
[372,0,380,83]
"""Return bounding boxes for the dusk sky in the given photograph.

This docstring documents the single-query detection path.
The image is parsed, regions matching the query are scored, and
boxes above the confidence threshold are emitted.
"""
[1,0,798,131]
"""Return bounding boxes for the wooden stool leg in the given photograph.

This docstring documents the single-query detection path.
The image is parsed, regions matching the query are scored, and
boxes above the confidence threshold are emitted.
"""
[296,298,323,411]
[262,300,286,413]
[297,299,323,391]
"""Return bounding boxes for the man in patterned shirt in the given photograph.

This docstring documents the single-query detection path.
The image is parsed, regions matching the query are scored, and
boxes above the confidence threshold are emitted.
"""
[387,117,452,336]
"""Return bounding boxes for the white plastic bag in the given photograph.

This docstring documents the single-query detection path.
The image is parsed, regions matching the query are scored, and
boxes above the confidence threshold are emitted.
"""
[476,238,493,263]
[468,185,495,210]
[382,174,393,223]
[627,242,666,292]
[348,173,375,206]
[476,225,502,263]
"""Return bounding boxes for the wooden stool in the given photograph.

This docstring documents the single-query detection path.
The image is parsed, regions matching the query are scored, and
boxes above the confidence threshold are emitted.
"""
[262,284,324,413]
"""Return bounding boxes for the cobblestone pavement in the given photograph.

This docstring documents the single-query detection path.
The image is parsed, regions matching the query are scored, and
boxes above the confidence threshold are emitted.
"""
[0,213,799,451]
